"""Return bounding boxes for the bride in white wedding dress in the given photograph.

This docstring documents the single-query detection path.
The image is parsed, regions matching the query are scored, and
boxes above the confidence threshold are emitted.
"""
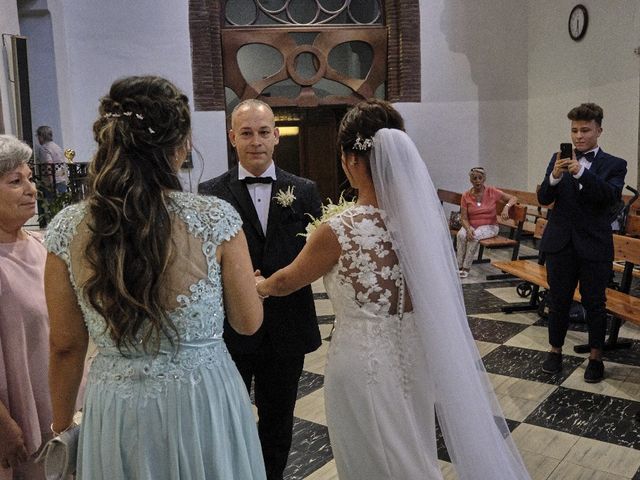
[257,99,531,480]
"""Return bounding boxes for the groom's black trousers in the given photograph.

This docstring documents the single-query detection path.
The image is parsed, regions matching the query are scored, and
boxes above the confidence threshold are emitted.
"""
[233,352,305,480]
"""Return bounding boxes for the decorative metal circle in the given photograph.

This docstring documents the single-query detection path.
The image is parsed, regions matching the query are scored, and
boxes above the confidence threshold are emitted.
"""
[224,0,382,26]
[286,45,326,86]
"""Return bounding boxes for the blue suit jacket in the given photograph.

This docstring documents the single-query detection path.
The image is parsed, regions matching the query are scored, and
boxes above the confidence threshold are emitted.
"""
[537,149,627,262]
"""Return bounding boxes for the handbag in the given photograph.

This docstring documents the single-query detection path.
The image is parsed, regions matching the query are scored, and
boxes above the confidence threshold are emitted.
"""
[35,424,80,480]
[449,210,462,230]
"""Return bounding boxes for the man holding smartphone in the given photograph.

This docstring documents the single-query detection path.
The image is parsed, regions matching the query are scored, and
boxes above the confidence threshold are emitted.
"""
[537,103,627,383]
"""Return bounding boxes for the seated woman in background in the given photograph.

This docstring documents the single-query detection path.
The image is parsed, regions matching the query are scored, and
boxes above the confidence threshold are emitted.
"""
[0,135,51,479]
[457,167,517,278]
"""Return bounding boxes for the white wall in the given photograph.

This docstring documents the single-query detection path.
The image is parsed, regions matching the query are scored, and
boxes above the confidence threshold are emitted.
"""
[528,0,640,190]
[396,0,530,194]
[0,0,21,135]
[9,0,639,194]
[19,6,62,146]
[40,0,228,191]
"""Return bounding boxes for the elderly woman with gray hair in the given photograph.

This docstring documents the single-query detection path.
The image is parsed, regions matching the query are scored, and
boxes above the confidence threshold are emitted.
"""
[0,134,51,479]
[457,167,517,278]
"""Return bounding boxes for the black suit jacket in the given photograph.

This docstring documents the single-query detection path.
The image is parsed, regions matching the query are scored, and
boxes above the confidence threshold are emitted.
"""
[537,149,627,261]
[198,166,323,356]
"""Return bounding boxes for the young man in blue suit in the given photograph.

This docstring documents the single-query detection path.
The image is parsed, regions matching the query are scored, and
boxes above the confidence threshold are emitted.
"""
[538,103,626,383]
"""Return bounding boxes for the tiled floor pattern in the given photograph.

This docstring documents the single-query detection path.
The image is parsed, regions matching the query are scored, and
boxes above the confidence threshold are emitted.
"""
[273,242,640,480]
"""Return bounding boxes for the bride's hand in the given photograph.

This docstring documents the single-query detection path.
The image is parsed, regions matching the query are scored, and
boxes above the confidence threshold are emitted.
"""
[254,270,268,300]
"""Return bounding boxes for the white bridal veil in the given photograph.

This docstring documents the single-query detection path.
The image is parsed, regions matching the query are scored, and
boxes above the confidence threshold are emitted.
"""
[370,129,531,479]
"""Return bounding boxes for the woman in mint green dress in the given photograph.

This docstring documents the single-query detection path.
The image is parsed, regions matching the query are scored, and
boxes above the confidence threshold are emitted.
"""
[43,76,266,479]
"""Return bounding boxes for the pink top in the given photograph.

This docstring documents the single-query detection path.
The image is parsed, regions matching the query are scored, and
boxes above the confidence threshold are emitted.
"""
[0,234,52,455]
[461,185,505,228]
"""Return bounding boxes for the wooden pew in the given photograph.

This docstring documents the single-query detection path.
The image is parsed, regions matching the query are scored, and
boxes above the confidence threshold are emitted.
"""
[437,189,463,245]
[500,188,551,238]
[475,203,528,264]
[493,232,640,351]
[498,219,548,312]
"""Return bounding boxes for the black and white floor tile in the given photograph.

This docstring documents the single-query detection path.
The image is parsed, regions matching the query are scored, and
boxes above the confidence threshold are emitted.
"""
[272,241,640,479]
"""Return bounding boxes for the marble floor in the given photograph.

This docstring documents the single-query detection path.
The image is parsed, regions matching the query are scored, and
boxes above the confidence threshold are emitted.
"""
[273,239,640,480]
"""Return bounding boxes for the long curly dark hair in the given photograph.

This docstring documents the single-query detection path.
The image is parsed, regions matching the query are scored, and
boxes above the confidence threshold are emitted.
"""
[84,76,191,354]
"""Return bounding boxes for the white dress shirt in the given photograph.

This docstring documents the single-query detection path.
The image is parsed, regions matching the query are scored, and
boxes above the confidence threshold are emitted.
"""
[238,162,276,234]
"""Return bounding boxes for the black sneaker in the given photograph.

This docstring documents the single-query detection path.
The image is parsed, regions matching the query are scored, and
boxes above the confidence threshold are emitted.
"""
[542,352,562,374]
[584,359,605,383]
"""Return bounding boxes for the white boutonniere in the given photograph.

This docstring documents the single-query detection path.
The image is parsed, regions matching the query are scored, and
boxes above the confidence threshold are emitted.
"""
[274,185,296,208]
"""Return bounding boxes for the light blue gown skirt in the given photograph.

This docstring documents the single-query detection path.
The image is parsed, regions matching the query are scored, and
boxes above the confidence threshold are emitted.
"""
[76,342,266,480]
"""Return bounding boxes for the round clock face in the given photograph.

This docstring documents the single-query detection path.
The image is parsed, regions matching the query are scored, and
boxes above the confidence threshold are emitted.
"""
[568,5,588,41]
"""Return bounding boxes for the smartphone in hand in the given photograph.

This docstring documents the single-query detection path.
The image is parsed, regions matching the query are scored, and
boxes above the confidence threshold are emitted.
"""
[560,143,573,159]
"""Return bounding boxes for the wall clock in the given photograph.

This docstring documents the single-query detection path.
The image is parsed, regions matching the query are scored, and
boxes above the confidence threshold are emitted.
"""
[568,5,588,41]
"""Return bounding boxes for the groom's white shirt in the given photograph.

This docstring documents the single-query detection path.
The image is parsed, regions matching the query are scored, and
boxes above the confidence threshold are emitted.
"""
[238,162,276,234]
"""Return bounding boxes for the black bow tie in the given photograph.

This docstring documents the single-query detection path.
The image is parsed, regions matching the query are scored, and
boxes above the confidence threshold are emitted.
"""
[574,150,595,162]
[241,176,274,185]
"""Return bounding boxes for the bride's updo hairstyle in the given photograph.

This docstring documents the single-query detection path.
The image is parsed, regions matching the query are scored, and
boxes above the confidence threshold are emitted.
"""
[337,98,405,163]
[85,75,191,354]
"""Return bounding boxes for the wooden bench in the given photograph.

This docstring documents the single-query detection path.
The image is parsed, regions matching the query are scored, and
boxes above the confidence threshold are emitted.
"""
[437,189,463,247]
[437,188,462,232]
[475,203,528,264]
[493,232,640,351]
[613,214,640,278]
[500,188,551,238]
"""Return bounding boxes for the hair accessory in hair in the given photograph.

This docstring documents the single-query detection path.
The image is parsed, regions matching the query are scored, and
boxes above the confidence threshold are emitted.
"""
[353,134,373,152]
[103,111,154,134]
[469,167,486,176]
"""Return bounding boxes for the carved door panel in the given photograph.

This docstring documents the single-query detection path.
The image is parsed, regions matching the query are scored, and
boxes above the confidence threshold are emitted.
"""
[273,107,347,202]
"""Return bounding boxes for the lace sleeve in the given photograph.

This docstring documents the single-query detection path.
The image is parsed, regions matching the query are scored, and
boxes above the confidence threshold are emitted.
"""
[207,198,242,245]
[43,203,86,264]
[325,212,351,250]
[168,192,242,246]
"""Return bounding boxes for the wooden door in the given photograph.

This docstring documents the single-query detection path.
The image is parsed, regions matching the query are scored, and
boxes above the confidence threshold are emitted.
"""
[274,106,348,203]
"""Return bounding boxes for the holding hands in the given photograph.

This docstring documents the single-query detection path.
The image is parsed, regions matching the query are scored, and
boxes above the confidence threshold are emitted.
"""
[254,270,268,300]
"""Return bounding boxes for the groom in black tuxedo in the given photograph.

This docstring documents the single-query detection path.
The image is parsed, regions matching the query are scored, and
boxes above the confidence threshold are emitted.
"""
[198,99,322,479]
[538,103,626,383]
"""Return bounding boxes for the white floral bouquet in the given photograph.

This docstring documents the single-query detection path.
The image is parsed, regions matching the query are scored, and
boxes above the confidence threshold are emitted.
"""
[301,193,355,239]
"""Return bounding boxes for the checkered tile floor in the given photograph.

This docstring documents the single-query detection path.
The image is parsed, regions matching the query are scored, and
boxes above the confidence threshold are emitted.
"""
[276,241,640,480]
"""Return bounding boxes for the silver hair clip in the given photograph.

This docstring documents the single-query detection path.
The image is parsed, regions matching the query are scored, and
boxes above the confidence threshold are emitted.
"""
[123,111,133,117]
[103,112,122,118]
[148,127,156,134]
[135,113,144,120]
[353,134,373,151]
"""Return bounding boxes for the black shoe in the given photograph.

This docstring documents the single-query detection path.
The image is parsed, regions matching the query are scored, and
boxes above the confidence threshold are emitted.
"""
[584,359,605,383]
[542,352,562,374]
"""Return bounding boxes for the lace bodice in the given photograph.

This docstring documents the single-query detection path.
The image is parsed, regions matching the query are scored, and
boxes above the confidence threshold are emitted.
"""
[44,192,242,398]
[323,205,416,394]
[324,205,407,317]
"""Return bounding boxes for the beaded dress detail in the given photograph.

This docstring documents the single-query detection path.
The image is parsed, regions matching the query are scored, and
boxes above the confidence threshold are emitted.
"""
[44,192,265,480]
[322,205,443,479]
